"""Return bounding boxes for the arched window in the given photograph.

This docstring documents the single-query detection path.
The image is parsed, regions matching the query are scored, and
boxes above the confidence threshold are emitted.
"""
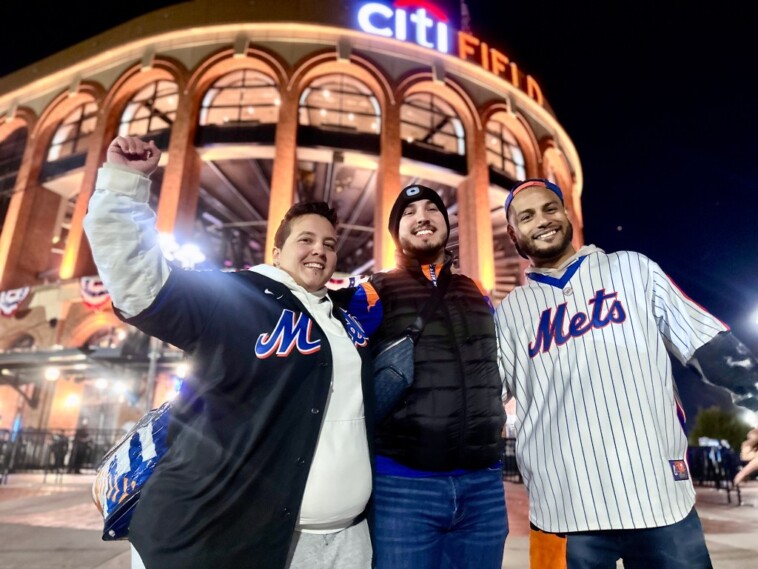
[0,127,27,229]
[46,102,98,162]
[39,102,100,277]
[299,74,381,134]
[8,333,35,352]
[400,93,465,156]
[200,69,280,126]
[119,81,178,138]
[294,74,382,273]
[192,71,278,270]
[84,327,128,350]
[485,113,525,182]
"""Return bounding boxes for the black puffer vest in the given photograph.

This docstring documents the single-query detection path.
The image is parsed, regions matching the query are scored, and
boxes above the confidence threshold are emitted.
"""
[371,254,505,471]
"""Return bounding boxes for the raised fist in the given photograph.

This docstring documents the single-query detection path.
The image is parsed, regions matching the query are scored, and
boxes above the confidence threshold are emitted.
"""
[106,136,161,176]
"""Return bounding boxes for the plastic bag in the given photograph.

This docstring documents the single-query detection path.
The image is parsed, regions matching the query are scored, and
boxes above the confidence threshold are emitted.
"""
[91,401,171,540]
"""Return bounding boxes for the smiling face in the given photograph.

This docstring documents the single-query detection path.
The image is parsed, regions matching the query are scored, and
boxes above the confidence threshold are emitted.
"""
[272,213,337,292]
[397,198,448,263]
[507,185,576,268]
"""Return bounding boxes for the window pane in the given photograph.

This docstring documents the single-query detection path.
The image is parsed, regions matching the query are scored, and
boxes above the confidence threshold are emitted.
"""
[200,70,280,126]
[46,102,99,161]
[486,112,525,180]
[401,93,464,156]
[120,80,178,137]
[298,74,381,134]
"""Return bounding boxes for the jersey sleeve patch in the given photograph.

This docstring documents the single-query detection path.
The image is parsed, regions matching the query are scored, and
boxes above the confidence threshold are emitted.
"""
[347,282,383,337]
[669,459,690,481]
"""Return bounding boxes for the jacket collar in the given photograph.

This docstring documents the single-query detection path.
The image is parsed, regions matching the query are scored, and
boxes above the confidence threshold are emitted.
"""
[395,249,454,284]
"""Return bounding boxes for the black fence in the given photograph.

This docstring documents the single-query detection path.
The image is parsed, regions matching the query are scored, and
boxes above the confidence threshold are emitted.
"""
[0,428,126,483]
[0,431,523,484]
[17,434,743,496]
[501,437,522,483]
[687,445,743,505]
[497,440,753,496]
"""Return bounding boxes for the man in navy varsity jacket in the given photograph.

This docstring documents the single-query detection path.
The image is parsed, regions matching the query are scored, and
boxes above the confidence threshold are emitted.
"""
[83,136,375,569]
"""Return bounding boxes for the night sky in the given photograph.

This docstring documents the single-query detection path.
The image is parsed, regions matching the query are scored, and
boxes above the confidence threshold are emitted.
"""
[2,1,756,423]
[466,2,757,346]
[464,1,757,424]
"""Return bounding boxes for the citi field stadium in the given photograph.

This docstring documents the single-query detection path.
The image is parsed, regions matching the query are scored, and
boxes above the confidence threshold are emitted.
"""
[0,0,582,435]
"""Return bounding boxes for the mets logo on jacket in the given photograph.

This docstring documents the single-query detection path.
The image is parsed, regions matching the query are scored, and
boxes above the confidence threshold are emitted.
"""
[254,308,368,358]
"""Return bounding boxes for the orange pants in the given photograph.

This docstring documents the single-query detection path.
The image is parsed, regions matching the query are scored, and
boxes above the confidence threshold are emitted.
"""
[530,525,567,569]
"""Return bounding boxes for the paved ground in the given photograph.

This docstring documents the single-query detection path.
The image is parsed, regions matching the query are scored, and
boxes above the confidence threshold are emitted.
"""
[0,472,755,568]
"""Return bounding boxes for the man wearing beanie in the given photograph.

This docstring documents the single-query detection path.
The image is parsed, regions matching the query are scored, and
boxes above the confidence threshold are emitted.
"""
[336,184,508,569]
[494,178,758,568]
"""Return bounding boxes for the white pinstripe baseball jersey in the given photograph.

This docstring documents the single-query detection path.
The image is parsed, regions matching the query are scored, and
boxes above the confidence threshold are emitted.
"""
[494,245,728,533]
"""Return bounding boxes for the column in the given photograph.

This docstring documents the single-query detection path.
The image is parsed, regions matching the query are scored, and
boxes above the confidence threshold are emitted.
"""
[264,88,299,263]
[374,100,401,272]
[456,125,495,290]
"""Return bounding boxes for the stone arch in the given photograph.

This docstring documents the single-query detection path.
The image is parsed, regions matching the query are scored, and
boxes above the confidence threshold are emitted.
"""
[541,138,583,244]
[397,71,480,138]
[189,44,289,96]
[290,50,394,114]
[64,310,124,349]
[31,81,105,163]
[98,56,188,144]
[0,107,37,143]
[481,101,541,180]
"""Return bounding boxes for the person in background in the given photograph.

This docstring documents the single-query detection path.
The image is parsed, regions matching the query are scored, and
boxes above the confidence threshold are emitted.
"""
[50,429,69,473]
[335,185,508,569]
[735,427,758,485]
[68,418,91,474]
[494,178,758,569]
[83,135,375,569]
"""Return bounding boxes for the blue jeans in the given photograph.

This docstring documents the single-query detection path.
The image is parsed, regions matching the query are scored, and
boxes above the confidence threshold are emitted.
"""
[372,467,508,569]
[566,508,712,569]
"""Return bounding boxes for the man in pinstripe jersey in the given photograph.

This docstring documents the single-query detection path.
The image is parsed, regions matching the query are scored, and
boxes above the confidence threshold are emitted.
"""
[493,179,758,569]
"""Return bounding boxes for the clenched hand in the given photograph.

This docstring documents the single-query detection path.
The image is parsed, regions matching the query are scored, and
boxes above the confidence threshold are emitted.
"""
[107,136,161,176]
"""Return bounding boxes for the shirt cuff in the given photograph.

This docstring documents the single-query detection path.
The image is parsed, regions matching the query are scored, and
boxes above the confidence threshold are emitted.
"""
[95,163,152,201]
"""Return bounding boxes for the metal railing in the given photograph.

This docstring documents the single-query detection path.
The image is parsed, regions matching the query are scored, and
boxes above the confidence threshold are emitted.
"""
[0,430,526,485]
[687,445,742,505]
[501,437,522,483]
[0,427,126,483]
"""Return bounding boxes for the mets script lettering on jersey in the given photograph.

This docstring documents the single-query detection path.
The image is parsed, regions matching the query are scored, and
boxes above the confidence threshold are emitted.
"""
[256,310,321,358]
[528,288,626,357]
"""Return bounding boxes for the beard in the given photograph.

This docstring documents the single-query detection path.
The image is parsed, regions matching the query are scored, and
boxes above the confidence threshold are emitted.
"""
[398,227,448,263]
[516,222,574,262]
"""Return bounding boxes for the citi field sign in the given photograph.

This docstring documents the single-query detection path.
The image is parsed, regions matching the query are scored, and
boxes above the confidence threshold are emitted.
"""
[356,0,544,106]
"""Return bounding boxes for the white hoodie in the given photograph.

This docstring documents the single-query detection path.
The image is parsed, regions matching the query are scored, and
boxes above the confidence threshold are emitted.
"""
[251,265,371,532]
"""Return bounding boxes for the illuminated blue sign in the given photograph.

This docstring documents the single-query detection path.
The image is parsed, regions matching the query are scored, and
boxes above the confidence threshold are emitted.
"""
[357,1,450,53]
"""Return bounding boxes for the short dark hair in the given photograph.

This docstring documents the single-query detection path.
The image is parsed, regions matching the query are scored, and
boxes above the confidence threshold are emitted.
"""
[273,202,339,248]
